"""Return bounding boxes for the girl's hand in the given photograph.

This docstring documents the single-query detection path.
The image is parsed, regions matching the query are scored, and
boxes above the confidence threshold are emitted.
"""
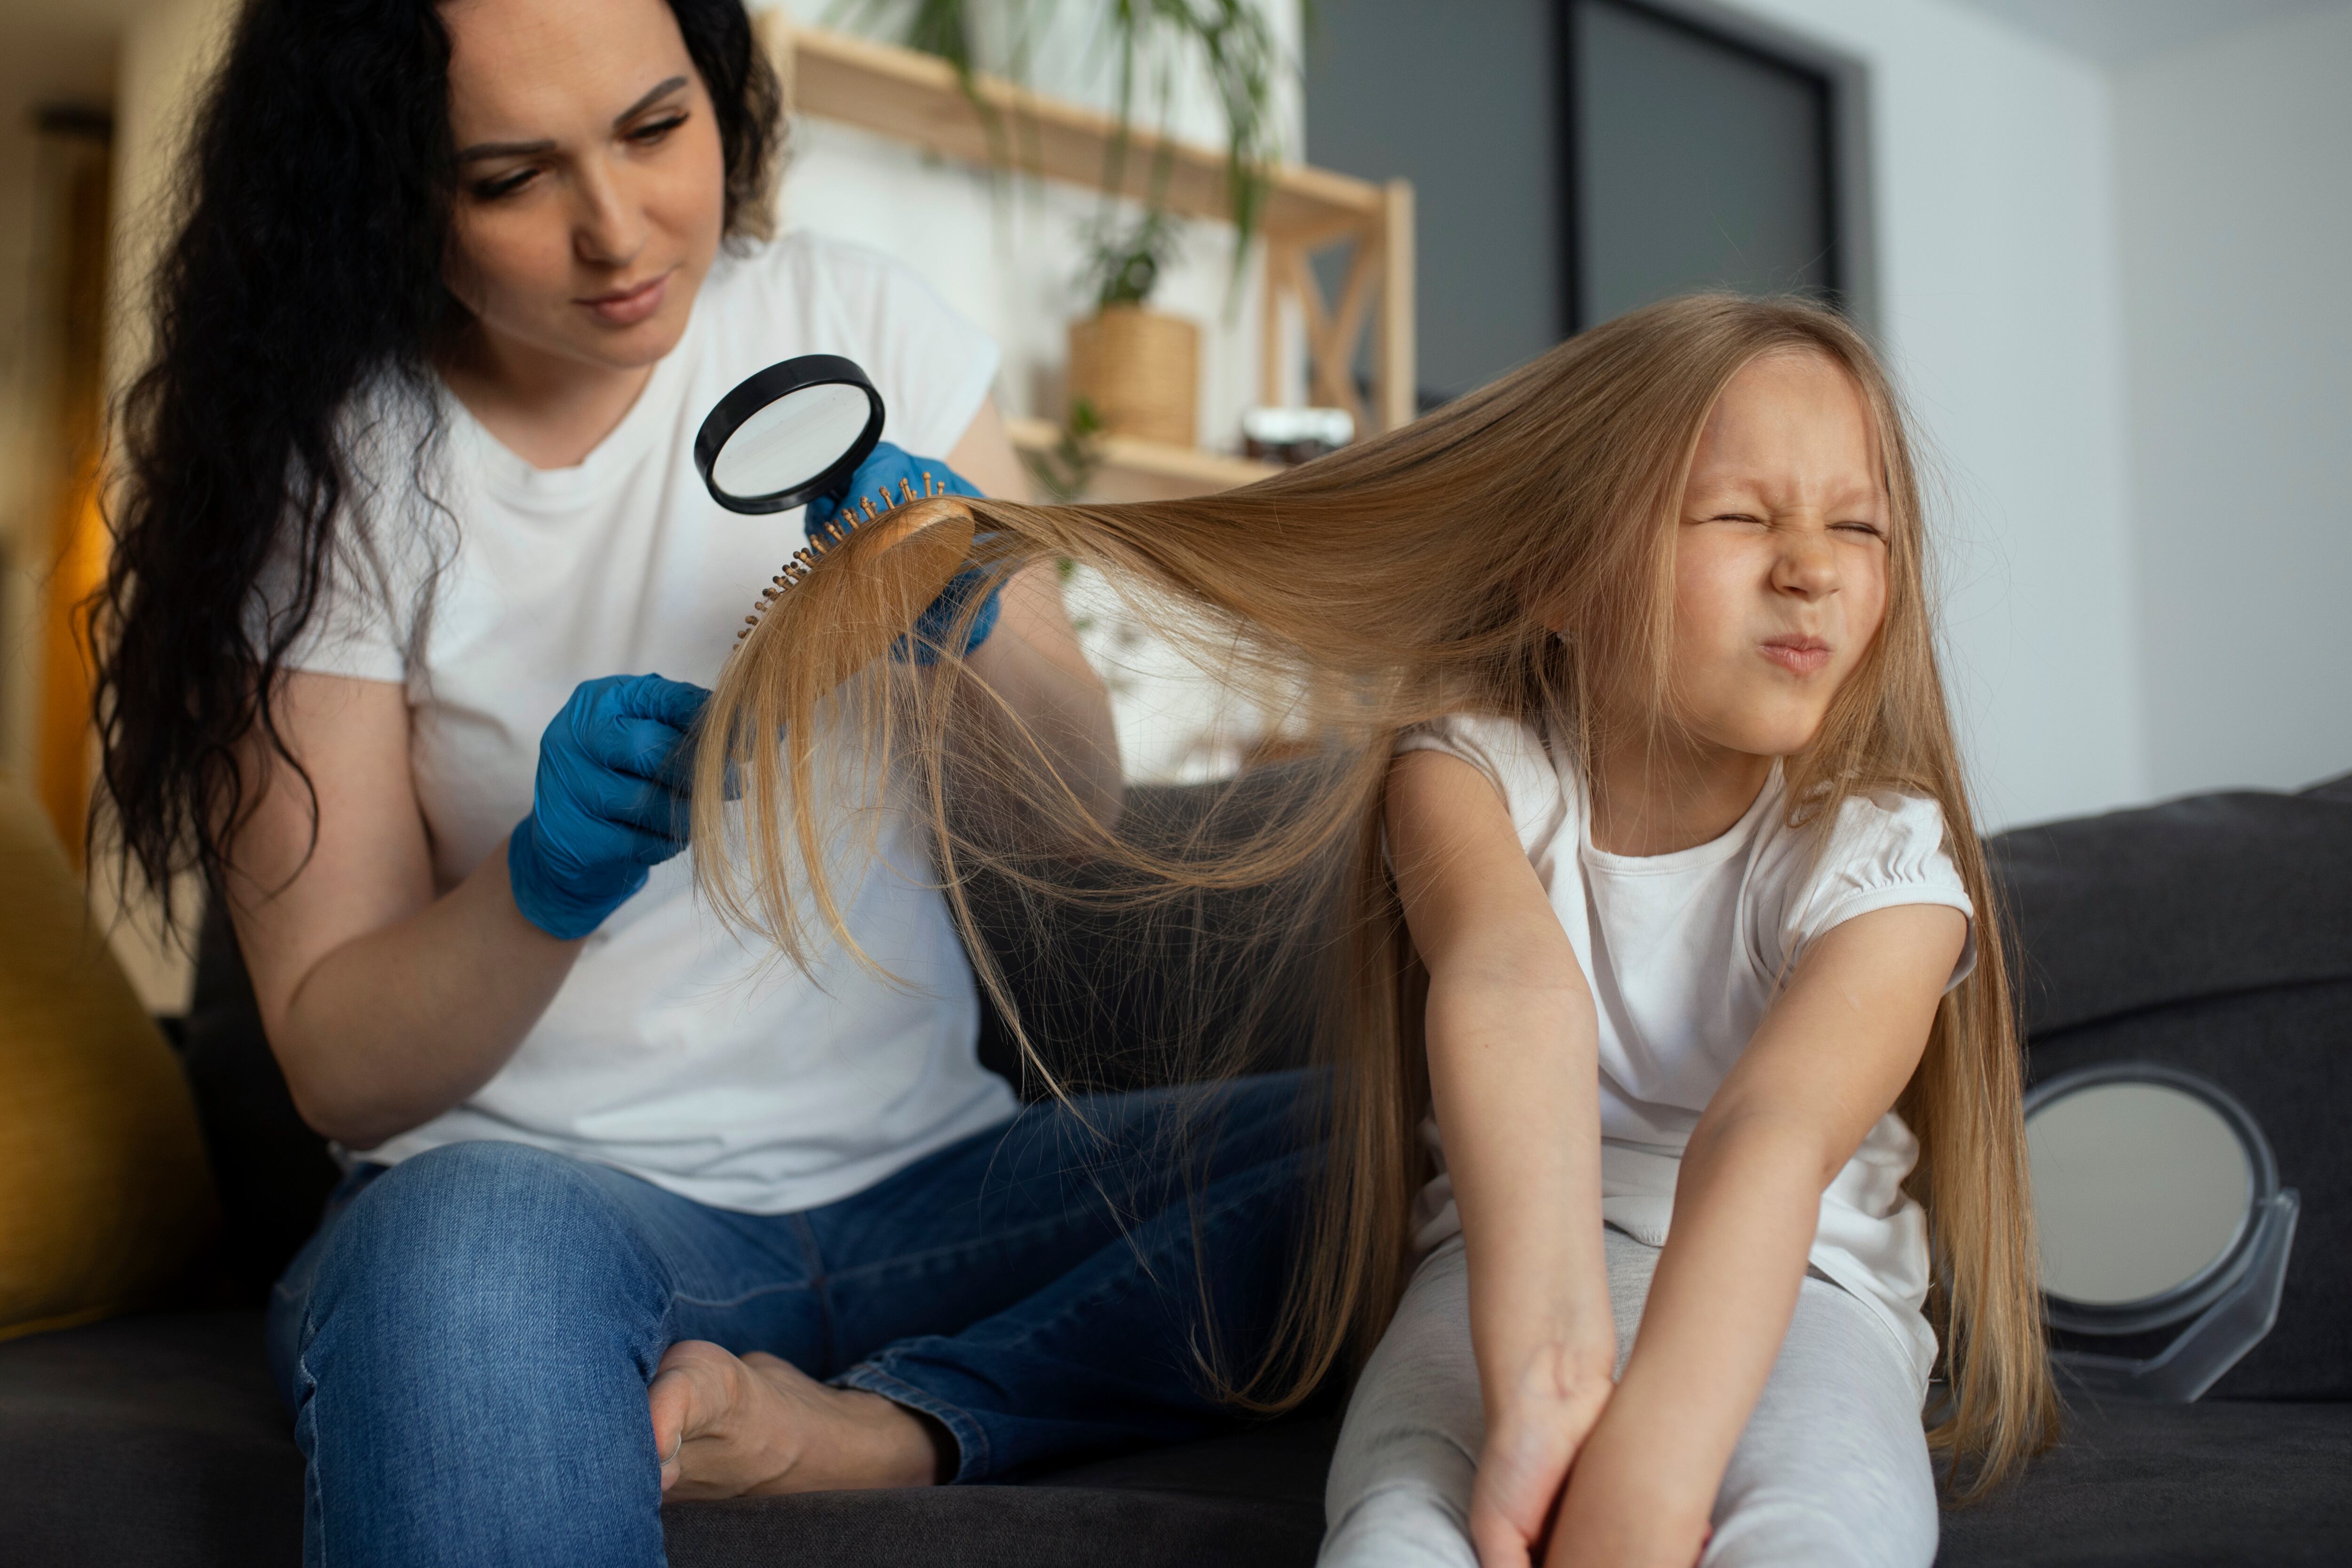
[1541,1419,1714,1568]
[1469,1342,1617,1568]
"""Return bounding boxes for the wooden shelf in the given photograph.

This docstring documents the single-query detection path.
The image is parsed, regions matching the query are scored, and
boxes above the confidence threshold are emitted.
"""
[1006,418,1278,503]
[768,21,1384,248]
[766,18,1417,455]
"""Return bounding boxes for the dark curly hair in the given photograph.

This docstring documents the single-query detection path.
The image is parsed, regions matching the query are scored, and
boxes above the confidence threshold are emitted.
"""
[91,0,781,913]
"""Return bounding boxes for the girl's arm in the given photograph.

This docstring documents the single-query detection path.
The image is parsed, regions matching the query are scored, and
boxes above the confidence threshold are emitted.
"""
[227,672,585,1149]
[948,398,1124,827]
[1385,750,1614,1568]
[1546,902,1967,1568]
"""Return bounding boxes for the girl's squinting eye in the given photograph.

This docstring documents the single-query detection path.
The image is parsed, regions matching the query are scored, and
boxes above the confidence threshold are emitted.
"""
[1833,519,1889,541]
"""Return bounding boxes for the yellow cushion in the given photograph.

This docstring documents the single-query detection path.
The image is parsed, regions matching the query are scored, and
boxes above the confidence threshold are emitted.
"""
[0,775,218,1341]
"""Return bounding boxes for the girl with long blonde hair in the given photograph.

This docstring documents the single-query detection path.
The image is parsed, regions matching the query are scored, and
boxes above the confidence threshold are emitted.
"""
[693,294,2057,1564]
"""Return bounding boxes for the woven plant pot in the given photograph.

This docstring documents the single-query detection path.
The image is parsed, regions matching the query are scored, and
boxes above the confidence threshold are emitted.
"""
[1067,305,1199,448]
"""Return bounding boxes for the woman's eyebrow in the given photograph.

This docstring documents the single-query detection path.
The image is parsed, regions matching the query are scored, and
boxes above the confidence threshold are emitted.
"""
[455,76,690,163]
[611,75,691,127]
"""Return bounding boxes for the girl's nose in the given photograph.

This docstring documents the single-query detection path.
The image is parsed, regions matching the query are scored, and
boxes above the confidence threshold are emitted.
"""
[1773,527,1841,598]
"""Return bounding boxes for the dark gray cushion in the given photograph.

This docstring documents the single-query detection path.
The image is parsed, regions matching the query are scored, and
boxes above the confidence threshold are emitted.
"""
[1936,1398,2352,1566]
[0,1308,1335,1568]
[0,1312,300,1568]
[1989,775,2352,1035]
[8,1310,2348,1568]
[665,1418,1333,1568]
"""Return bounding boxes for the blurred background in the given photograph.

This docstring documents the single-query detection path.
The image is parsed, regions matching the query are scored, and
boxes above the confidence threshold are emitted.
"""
[0,0,2344,1009]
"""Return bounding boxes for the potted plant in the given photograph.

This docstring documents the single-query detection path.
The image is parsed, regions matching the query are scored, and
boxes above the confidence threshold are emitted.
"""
[1066,209,1196,447]
[842,0,1285,271]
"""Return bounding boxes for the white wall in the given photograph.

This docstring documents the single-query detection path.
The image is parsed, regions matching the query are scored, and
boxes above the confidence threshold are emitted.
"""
[1693,0,2146,830]
[2114,6,2352,797]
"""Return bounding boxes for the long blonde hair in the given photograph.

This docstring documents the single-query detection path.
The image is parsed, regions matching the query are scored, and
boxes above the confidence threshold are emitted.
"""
[691,294,2058,1492]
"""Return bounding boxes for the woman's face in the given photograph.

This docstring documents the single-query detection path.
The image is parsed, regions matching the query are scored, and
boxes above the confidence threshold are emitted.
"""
[440,0,727,373]
[1662,350,1891,760]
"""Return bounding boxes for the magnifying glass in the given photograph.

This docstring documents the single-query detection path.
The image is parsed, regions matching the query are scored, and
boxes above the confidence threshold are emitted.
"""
[697,353,981,668]
[694,353,885,514]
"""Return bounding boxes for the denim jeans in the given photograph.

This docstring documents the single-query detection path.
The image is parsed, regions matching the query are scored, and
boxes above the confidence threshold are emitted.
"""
[267,1070,1317,1568]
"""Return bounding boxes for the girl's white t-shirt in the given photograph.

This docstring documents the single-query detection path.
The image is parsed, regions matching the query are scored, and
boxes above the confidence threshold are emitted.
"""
[1398,714,1977,1386]
[277,232,1020,1214]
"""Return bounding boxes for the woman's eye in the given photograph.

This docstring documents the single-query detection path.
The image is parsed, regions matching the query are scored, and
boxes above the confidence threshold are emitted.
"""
[628,113,689,145]
[471,169,537,201]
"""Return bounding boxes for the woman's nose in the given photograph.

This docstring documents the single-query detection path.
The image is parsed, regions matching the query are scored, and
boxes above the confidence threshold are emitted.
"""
[572,162,646,268]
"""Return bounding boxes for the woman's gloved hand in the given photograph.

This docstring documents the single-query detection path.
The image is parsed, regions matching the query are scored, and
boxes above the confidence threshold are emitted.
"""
[507,673,711,939]
[804,442,1003,663]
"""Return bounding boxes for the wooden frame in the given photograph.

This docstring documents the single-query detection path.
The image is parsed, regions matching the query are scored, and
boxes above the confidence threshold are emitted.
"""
[763,20,1419,496]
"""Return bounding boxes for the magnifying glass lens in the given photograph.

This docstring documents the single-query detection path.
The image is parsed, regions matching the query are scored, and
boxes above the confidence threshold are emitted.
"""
[712,383,873,499]
[696,354,885,515]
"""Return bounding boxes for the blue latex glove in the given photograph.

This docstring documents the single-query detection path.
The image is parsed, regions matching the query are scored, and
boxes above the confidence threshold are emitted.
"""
[804,441,1002,663]
[507,673,711,939]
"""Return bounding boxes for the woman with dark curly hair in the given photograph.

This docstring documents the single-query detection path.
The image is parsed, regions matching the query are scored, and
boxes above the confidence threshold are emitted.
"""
[93,0,1315,1560]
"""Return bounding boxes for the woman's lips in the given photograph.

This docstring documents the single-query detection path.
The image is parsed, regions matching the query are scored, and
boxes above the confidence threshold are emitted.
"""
[1761,636,1832,675]
[578,270,672,326]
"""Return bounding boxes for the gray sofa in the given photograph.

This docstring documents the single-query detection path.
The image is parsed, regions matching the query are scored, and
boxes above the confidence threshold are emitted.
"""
[6,776,2349,1567]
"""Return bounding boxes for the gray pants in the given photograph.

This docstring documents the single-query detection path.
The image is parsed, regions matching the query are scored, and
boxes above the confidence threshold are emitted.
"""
[1321,1230,1937,1567]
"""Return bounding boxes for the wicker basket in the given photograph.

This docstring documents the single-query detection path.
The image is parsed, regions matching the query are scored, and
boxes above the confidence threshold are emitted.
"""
[1067,305,1200,448]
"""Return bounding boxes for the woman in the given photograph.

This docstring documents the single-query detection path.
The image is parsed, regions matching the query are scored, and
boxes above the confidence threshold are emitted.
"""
[94,1,1314,1563]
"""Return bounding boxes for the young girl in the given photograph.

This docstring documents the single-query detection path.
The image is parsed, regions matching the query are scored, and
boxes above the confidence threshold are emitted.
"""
[691,295,2058,1562]
[1323,337,2016,1568]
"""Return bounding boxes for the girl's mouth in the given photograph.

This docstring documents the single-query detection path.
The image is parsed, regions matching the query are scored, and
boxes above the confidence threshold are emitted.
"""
[577,270,673,326]
[1761,636,1832,675]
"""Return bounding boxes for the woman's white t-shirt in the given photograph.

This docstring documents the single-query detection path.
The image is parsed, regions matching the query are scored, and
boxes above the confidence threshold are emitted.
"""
[279,233,1021,1214]
[1398,714,1977,1386]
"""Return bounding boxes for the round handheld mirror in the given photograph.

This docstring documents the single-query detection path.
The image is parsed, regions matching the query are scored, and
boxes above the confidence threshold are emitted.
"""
[695,353,884,514]
[2026,1063,2271,1334]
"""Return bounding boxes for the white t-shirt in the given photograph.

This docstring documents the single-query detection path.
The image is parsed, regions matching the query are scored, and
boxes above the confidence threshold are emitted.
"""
[1398,714,1977,1386]
[276,232,1020,1214]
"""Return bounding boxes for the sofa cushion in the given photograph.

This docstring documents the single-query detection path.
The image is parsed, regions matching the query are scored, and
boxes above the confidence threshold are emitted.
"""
[1989,775,2352,1035]
[1937,1397,2352,1567]
[0,778,219,1341]
[0,1310,299,1567]
[9,1309,2346,1568]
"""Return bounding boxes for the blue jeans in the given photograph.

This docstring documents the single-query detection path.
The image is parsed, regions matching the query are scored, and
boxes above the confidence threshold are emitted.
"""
[267,1071,1316,1568]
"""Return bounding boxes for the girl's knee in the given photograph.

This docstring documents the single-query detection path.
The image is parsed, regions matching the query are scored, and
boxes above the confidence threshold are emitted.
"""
[1703,1496,1936,1568]
[1319,1484,1481,1568]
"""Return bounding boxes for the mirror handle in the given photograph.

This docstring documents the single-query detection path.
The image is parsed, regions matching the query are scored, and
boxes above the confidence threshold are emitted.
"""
[2051,1189,2299,1403]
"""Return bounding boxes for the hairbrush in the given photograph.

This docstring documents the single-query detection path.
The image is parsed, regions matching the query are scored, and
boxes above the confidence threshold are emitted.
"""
[730,476,978,661]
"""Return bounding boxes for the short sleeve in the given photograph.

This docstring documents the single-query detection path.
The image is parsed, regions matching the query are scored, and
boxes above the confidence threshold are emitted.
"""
[1394,713,1567,857]
[1777,791,1977,992]
[780,234,1001,462]
[243,402,438,687]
